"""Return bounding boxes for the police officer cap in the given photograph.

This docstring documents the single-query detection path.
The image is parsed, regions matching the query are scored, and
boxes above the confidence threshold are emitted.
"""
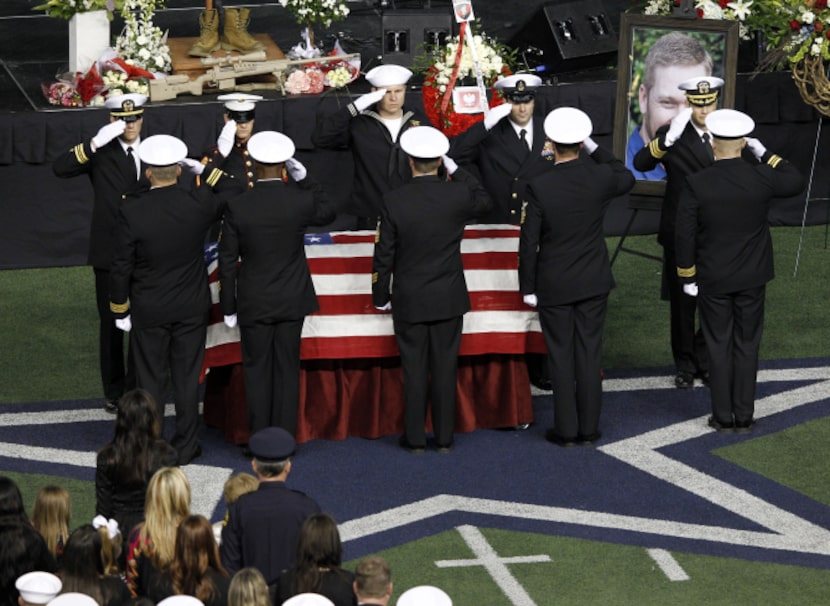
[249,426,296,461]
[138,134,188,167]
[282,593,336,606]
[543,107,592,144]
[47,594,98,606]
[365,64,412,87]
[396,585,453,606]
[218,93,263,123]
[15,572,61,604]
[104,92,147,122]
[705,108,755,139]
[678,76,724,107]
[247,131,296,164]
[399,126,450,159]
[495,74,542,103]
[157,597,205,606]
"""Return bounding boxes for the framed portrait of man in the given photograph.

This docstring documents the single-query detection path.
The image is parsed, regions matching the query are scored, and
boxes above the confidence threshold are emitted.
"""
[613,15,739,195]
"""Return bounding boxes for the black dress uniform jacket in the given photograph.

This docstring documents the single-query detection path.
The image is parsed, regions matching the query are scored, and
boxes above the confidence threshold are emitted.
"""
[220,481,322,585]
[311,102,427,220]
[371,169,492,320]
[53,138,150,269]
[450,113,553,224]
[218,178,334,324]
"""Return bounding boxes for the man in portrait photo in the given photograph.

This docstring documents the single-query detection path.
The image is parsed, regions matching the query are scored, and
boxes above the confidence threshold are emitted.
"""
[626,31,713,180]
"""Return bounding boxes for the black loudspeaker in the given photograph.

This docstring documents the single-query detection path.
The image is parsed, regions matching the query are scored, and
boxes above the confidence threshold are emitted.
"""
[508,0,618,75]
[381,9,454,68]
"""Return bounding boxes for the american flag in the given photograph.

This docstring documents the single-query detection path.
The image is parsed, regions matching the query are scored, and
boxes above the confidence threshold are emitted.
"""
[203,224,544,373]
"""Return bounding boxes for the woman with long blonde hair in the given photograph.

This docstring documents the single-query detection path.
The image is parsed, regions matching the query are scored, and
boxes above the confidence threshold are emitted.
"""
[31,485,71,560]
[228,567,272,606]
[125,466,191,597]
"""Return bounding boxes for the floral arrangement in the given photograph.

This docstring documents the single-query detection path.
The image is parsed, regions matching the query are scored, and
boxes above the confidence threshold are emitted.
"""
[102,69,149,96]
[41,54,153,107]
[114,0,171,73]
[285,68,326,95]
[282,44,360,95]
[772,0,830,64]
[642,0,756,39]
[33,0,122,20]
[415,25,515,136]
[278,0,350,29]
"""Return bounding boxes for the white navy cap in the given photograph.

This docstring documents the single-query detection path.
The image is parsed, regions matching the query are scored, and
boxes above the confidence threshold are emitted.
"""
[218,93,263,122]
[365,64,412,87]
[246,131,296,164]
[397,585,452,606]
[705,108,755,139]
[543,107,592,144]
[400,126,450,159]
[282,594,336,606]
[105,93,147,121]
[138,134,188,166]
[495,74,542,103]
[678,76,724,107]
[15,572,61,604]
[157,597,205,606]
[47,594,98,606]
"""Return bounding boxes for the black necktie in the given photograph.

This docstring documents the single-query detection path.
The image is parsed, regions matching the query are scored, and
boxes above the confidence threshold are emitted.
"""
[126,146,138,180]
[702,132,713,159]
[519,129,529,153]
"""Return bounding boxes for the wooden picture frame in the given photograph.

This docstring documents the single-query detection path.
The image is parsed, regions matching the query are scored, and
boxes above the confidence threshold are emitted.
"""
[613,14,739,196]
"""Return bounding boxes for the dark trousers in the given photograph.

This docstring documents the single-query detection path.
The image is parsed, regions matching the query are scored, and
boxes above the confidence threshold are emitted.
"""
[538,294,608,439]
[698,286,765,425]
[131,316,207,463]
[662,248,708,376]
[394,315,463,447]
[94,268,134,401]
[239,318,304,436]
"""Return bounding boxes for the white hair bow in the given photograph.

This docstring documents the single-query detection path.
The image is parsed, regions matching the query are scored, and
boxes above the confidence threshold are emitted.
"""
[92,515,121,539]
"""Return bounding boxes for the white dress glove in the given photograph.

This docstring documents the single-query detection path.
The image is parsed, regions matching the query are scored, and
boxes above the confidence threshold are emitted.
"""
[523,294,538,308]
[583,136,598,154]
[484,102,512,131]
[180,158,205,175]
[744,137,767,161]
[115,315,132,333]
[285,157,307,181]
[375,301,392,311]
[664,108,692,147]
[217,120,237,157]
[353,89,387,112]
[224,314,238,328]
[683,282,699,297]
[92,120,126,151]
[442,155,458,176]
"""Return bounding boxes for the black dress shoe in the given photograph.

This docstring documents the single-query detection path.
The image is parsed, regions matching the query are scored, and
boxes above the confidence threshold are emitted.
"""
[530,376,553,391]
[697,369,710,385]
[707,416,734,433]
[104,399,118,414]
[675,372,694,389]
[544,429,577,447]
[577,431,602,445]
[436,442,454,453]
[398,436,425,454]
[734,419,755,434]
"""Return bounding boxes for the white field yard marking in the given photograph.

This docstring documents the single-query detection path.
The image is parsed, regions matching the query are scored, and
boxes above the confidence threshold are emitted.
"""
[434,525,551,606]
[0,403,230,520]
[600,367,830,555]
[646,548,690,581]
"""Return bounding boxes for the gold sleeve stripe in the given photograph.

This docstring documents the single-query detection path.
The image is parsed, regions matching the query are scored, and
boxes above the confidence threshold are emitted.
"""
[767,154,782,168]
[110,301,130,314]
[205,168,224,187]
[73,143,90,164]
[677,266,696,278]
[371,272,378,284]
[648,139,667,159]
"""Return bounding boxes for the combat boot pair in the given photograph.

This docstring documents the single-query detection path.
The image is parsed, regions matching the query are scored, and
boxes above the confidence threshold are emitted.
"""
[188,7,265,57]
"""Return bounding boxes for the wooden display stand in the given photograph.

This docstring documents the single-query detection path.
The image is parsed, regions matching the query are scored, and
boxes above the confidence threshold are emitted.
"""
[168,34,285,78]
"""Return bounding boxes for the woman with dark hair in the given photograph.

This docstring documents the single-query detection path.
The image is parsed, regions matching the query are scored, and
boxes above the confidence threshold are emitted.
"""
[95,389,178,539]
[275,513,356,606]
[58,524,131,606]
[0,476,57,606]
[147,514,230,605]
